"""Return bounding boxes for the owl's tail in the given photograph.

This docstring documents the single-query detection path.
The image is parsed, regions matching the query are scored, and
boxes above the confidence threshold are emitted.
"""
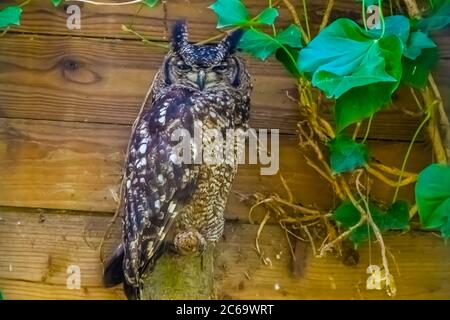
[103,244,125,288]
[103,244,141,300]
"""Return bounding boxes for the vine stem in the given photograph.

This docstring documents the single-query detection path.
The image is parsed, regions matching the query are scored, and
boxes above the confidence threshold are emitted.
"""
[402,0,448,164]
[249,26,298,69]
[0,27,9,37]
[362,115,374,143]
[301,0,311,41]
[402,0,422,18]
[366,165,416,187]
[392,109,431,203]
[352,122,362,140]
[362,0,368,30]
[378,0,386,38]
[426,77,449,164]
[319,0,335,30]
[121,25,169,49]
[282,0,309,43]
[355,171,395,297]
[19,0,32,7]
[269,0,277,36]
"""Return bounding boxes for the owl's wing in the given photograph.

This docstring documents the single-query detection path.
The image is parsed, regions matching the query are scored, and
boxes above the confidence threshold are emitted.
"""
[122,87,200,288]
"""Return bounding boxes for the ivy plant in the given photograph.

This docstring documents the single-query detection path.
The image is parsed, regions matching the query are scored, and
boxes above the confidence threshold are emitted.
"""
[210,0,449,248]
[334,200,409,247]
[416,164,450,239]
[51,0,63,7]
[299,18,403,131]
[0,6,22,28]
[328,134,368,174]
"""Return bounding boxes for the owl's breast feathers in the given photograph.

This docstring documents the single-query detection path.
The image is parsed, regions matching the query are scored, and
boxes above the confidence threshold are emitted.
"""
[122,86,249,288]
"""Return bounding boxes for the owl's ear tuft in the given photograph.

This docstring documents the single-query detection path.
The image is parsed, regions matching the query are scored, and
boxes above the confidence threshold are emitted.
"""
[220,29,244,55]
[172,21,189,52]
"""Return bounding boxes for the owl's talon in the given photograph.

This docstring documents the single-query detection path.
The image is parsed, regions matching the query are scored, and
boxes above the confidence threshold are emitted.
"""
[174,229,207,256]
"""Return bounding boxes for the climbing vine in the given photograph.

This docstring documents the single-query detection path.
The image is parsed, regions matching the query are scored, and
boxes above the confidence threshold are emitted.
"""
[209,0,450,297]
[1,0,449,297]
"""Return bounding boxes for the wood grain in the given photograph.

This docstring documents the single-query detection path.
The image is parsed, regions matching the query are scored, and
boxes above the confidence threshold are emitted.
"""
[0,34,428,140]
[0,118,431,215]
[0,208,449,300]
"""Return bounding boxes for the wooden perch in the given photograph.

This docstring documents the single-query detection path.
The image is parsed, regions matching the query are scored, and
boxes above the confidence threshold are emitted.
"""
[141,246,215,300]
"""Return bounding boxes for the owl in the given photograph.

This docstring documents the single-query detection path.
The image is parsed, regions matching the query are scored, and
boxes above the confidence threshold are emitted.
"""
[103,22,252,299]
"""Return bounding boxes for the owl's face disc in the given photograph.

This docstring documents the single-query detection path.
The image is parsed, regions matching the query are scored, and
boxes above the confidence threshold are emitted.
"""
[163,21,248,92]
[164,52,244,91]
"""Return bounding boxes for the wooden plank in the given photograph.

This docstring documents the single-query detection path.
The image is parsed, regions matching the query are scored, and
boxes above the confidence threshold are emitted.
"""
[0,33,297,135]
[0,33,425,140]
[0,118,431,215]
[0,279,124,300]
[0,208,449,300]
[217,223,450,300]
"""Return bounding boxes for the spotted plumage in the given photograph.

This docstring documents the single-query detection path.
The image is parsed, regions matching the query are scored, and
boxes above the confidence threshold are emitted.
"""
[103,22,252,299]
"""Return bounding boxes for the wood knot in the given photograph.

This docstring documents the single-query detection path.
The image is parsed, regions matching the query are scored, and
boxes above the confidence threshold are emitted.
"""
[59,57,101,85]
[63,58,79,72]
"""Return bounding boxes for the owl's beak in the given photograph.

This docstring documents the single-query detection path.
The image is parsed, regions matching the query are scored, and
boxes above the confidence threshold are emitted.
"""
[196,70,206,91]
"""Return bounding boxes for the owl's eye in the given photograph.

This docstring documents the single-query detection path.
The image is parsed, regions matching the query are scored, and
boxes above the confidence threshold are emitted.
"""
[176,60,191,71]
[213,62,228,73]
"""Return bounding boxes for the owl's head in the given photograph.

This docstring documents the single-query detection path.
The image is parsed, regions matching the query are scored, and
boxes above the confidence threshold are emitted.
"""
[163,21,247,91]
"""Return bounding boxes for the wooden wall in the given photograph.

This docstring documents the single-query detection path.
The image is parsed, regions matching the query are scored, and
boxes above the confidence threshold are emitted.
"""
[0,0,449,299]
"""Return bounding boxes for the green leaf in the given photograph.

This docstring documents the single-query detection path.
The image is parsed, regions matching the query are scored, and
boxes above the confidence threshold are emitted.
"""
[239,28,280,60]
[333,200,408,246]
[440,217,450,239]
[275,24,303,48]
[417,2,450,33]
[401,47,439,88]
[298,19,400,105]
[143,0,159,7]
[430,0,447,10]
[276,46,301,77]
[369,15,411,48]
[404,31,436,60]
[333,201,361,228]
[0,6,22,28]
[256,7,278,25]
[328,134,368,174]
[334,82,394,132]
[416,164,450,232]
[209,0,249,28]
[51,0,63,7]
[333,35,403,131]
[239,25,302,61]
[384,201,410,230]
[333,201,385,247]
